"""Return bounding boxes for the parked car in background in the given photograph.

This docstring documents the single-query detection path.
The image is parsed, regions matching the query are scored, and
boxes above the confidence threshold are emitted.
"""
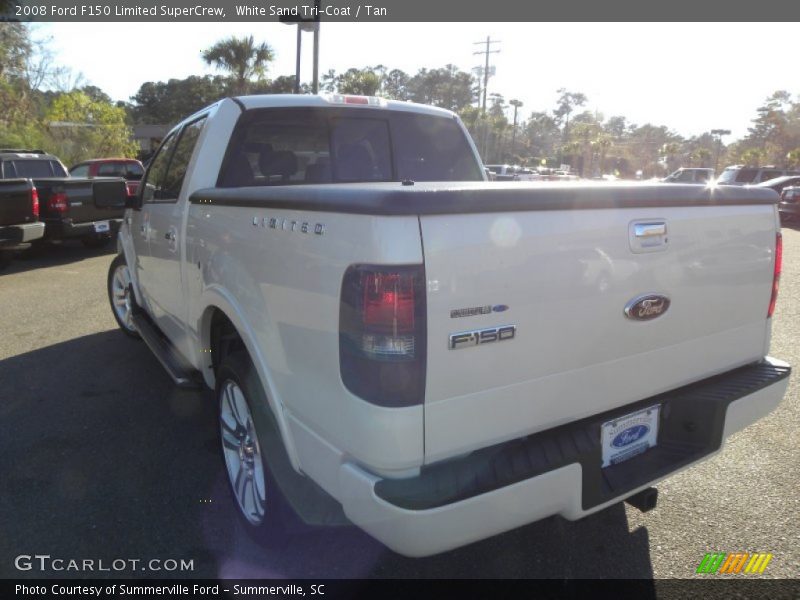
[485,164,520,181]
[779,186,800,223]
[0,149,68,179]
[0,177,44,270]
[662,168,714,184]
[485,165,541,182]
[754,174,800,195]
[516,167,542,181]
[70,158,145,200]
[0,149,127,249]
[717,165,800,186]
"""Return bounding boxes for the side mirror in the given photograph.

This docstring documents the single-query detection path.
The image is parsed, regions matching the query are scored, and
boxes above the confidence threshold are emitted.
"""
[93,179,128,209]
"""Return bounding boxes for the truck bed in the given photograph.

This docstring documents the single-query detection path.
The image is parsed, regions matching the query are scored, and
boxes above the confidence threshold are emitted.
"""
[0,179,37,226]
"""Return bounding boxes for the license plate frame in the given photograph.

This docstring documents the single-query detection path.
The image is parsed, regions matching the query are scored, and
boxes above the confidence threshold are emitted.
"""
[601,404,661,468]
[93,220,110,233]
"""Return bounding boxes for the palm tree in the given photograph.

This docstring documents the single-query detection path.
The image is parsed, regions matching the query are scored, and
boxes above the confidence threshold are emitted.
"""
[202,36,274,95]
[696,148,712,168]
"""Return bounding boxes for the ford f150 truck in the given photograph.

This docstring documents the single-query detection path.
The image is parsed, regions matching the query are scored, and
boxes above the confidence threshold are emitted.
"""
[101,95,791,557]
[0,178,44,269]
[0,150,127,248]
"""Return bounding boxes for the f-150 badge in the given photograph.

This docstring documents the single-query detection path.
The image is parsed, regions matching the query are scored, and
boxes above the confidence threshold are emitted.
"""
[624,294,670,321]
[449,325,516,350]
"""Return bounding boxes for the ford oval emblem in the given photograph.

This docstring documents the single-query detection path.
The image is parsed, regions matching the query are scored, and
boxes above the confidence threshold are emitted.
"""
[492,304,509,313]
[624,294,670,321]
[612,424,650,448]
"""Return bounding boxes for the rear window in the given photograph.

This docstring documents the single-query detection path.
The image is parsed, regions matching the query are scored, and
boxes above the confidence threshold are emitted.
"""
[734,169,758,183]
[218,107,481,187]
[759,170,783,182]
[7,159,67,178]
[97,162,145,180]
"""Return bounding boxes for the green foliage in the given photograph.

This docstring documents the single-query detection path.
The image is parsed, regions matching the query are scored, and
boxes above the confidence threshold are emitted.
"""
[129,75,230,125]
[730,90,800,168]
[45,91,138,166]
[201,35,275,95]
[336,68,381,96]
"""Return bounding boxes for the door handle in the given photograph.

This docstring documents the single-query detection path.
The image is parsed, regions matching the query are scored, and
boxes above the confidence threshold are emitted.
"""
[634,223,666,238]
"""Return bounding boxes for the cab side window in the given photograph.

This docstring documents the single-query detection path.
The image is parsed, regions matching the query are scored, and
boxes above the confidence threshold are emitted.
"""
[142,132,179,203]
[142,117,207,203]
[160,118,207,199]
[70,164,89,178]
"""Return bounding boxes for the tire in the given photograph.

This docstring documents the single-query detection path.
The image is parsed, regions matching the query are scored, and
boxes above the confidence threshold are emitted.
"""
[216,351,297,542]
[0,250,12,271]
[83,235,112,249]
[107,254,140,339]
[18,240,48,259]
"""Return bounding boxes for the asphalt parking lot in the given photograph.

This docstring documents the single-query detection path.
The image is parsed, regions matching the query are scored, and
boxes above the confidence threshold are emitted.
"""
[0,228,798,581]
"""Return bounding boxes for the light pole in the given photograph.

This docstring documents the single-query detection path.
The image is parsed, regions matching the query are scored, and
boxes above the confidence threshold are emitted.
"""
[280,0,320,94]
[509,99,523,159]
[711,128,731,174]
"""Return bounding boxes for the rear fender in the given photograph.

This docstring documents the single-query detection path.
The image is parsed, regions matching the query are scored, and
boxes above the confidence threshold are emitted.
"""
[198,287,301,472]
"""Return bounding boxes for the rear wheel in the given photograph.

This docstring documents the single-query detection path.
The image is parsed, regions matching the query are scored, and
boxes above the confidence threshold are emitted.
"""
[107,254,140,339]
[216,351,294,540]
[0,250,12,271]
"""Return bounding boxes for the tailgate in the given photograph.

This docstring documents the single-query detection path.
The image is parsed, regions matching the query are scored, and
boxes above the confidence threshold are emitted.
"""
[36,178,125,223]
[421,203,777,463]
[0,179,36,226]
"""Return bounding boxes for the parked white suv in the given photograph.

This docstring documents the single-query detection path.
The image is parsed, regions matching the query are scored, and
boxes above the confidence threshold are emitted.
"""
[717,165,800,186]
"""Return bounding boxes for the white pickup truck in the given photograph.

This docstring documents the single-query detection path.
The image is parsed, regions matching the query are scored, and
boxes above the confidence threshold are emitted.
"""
[102,94,790,557]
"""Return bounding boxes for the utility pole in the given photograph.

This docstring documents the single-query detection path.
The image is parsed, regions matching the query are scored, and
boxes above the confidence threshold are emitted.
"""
[711,128,731,174]
[473,36,500,114]
[509,99,523,159]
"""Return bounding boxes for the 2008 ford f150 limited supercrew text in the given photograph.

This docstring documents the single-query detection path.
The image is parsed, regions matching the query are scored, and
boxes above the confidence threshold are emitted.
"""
[102,94,790,557]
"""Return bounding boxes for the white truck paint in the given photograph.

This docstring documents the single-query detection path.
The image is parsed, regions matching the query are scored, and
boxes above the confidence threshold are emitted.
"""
[107,94,790,557]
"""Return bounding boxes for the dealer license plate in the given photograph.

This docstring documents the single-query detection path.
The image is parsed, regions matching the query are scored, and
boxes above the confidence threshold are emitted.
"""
[601,405,660,468]
[94,221,110,233]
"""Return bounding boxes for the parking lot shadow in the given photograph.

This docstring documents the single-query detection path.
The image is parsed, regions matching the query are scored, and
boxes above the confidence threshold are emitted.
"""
[1,239,116,276]
[0,330,655,584]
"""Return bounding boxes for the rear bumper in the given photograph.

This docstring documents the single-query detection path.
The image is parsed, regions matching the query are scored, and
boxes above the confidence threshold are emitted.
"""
[337,358,790,557]
[0,222,45,249]
[43,217,123,240]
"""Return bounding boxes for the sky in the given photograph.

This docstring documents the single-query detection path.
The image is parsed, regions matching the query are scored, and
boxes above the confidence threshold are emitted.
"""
[35,22,797,140]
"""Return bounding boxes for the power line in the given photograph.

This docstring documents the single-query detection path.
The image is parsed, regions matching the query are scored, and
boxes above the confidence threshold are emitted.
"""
[473,36,500,115]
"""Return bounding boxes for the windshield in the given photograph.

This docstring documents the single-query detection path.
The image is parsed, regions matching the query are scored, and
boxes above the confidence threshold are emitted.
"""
[219,107,482,187]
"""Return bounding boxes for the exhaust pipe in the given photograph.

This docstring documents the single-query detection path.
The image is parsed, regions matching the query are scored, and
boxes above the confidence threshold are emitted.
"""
[625,487,658,513]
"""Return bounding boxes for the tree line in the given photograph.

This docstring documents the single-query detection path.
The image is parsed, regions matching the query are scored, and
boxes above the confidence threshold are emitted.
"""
[2,25,799,177]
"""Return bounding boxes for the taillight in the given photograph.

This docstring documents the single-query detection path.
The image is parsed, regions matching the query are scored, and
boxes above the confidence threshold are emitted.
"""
[768,232,782,318]
[47,191,69,213]
[31,187,39,219]
[340,265,426,407]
